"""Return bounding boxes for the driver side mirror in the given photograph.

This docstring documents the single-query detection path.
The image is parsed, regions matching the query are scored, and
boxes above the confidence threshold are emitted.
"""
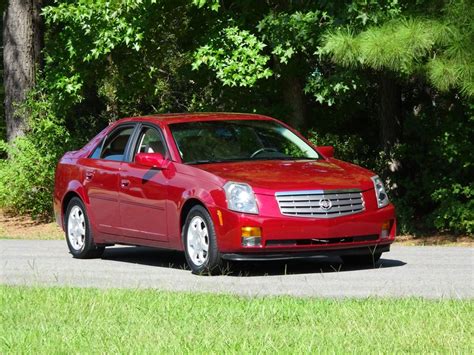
[135,152,167,169]
[317,146,335,158]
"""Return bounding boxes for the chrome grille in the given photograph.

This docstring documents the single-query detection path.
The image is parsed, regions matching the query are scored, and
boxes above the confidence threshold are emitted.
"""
[275,189,365,218]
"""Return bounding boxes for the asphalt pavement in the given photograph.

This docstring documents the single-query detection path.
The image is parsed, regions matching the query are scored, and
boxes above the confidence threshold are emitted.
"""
[1,240,472,298]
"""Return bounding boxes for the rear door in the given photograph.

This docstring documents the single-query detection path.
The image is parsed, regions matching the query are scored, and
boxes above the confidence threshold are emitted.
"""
[82,124,136,236]
[118,124,169,241]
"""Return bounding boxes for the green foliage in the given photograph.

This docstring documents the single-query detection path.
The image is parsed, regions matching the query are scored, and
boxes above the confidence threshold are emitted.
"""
[192,26,273,87]
[307,98,474,236]
[191,0,220,12]
[320,1,473,97]
[42,0,149,108]
[304,70,357,106]
[43,1,148,62]
[0,0,471,235]
[427,108,474,234]
[432,183,474,234]
[42,0,197,118]
[0,90,71,220]
[381,99,473,235]
[315,0,473,234]
[320,19,448,73]
[346,0,402,26]
[308,131,373,168]
[257,10,331,64]
[426,0,474,96]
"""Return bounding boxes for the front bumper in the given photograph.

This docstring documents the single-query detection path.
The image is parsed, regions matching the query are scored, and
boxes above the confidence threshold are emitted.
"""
[213,203,396,254]
[222,244,390,261]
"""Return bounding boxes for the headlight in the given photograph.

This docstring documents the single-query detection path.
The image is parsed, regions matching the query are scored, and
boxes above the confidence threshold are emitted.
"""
[371,175,389,208]
[223,182,259,214]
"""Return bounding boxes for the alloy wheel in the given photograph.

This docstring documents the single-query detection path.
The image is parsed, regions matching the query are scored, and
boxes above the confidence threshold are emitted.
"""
[67,205,86,251]
[186,216,210,266]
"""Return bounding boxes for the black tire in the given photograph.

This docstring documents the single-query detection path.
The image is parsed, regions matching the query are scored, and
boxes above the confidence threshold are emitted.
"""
[183,205,223,275]
[341,252,382,266]
[65,197,105,259]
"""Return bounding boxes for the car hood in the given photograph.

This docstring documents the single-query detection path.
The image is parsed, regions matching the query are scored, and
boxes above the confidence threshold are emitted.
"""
[196,159,375,195]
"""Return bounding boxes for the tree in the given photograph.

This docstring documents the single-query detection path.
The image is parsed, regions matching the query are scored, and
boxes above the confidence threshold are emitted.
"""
[191,4,330,129]
[319,1,474,153]
[0,0,471,234]
[3,0,43,142]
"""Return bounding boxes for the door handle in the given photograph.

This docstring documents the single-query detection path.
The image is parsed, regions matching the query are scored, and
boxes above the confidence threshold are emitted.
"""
[120,179,130,188]
[85,170,94,181]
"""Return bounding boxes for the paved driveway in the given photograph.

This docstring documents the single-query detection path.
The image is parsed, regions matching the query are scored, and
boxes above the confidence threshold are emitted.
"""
[1,240,472,298]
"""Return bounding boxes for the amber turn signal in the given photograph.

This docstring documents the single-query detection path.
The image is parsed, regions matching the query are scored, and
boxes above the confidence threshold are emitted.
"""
[216,210,224,226]
[381,220,391,239]
[241,226,262,237]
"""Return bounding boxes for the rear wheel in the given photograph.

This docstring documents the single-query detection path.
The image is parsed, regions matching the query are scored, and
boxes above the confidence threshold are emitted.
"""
[183,205,222,275]
[341,252,381,266]
[65,197,105,259]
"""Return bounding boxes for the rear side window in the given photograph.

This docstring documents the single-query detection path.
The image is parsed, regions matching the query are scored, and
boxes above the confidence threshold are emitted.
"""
[100,126,134,161]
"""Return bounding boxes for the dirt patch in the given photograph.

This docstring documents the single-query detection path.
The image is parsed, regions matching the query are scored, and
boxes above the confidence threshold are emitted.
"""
[0,210,63,240]
[395,234,473,247]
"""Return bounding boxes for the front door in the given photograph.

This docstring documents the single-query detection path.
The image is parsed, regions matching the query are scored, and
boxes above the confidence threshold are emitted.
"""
[82,125,136,236]
[118,125,169,241]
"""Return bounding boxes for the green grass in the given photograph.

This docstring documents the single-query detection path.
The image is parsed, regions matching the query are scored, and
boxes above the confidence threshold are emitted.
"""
[1,286,472,353]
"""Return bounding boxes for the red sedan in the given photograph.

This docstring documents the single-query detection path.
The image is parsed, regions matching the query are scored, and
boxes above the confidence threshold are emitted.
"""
[54,113,396,274]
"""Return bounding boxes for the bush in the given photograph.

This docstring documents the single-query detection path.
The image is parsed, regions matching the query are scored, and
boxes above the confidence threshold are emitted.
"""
[308,116,474,236]
[0,92,71,220]
[432,183,474,234]
[307,131,374,168]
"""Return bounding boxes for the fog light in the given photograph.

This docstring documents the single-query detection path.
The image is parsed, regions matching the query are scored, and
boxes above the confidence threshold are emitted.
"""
[241,227,262,247]
[381,220,391,239]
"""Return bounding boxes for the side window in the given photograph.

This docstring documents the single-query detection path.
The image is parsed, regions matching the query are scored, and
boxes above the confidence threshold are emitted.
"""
[89,140,103,159]
[134,126,166,160]
[100,126,134,161]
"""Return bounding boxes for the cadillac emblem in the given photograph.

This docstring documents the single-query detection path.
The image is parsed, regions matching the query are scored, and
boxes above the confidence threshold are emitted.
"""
[319,198,332,211]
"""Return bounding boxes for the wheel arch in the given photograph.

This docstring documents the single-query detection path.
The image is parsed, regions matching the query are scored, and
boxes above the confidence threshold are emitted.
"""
[180,198,208,234]
[59,181,90,230]
[62,191,82,217]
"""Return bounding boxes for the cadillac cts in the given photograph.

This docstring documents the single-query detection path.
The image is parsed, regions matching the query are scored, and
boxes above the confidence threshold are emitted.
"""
[54,113,396,274]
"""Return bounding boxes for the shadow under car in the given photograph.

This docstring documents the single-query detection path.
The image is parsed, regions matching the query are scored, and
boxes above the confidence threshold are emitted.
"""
[100,246,406,276]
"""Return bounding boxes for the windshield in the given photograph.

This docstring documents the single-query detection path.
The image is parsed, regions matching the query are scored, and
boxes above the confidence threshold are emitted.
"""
[169,120,319,164]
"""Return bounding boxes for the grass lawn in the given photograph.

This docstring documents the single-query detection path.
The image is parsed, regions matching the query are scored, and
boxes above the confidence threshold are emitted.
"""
[0,286,472,353]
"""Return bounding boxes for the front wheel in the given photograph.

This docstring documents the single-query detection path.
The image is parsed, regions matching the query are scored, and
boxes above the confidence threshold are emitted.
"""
[183,205,222,275]
[65,197,105,259]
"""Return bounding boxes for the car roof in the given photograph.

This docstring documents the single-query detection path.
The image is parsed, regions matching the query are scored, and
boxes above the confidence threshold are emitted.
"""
[114,112,277,126]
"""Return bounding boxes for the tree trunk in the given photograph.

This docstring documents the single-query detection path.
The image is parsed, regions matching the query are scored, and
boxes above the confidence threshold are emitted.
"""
[378,74,403,176]
[379,74,402,154]
[273,54,308,129]
[282,74,307,129]
[3,0,43,142]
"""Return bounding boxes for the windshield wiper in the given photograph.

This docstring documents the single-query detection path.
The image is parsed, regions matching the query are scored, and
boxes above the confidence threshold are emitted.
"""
[187,158,249,164]
[186,159,222,165]
[250,156,319,161]
[289,157,320,160]
[187,157,319,164]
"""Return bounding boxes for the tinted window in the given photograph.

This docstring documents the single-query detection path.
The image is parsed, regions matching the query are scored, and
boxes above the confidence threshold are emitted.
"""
[134,126,166,159]
[100,126,134,161]
[170,120,319,164]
